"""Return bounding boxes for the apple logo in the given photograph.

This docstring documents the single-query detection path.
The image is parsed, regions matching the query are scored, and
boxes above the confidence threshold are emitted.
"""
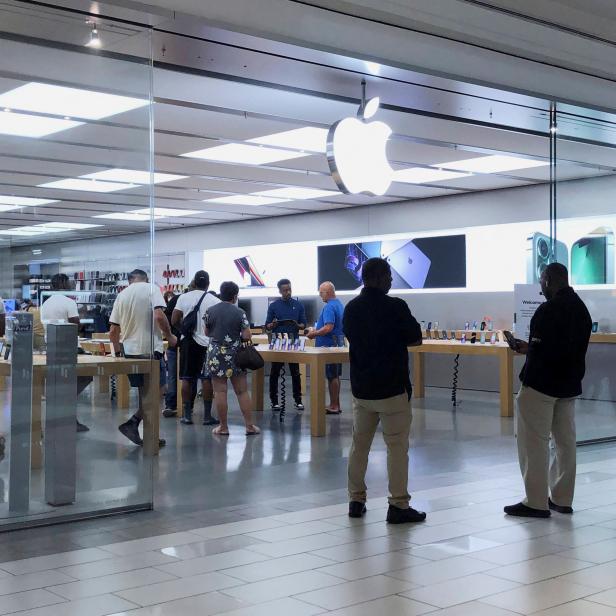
[327,97,393,196]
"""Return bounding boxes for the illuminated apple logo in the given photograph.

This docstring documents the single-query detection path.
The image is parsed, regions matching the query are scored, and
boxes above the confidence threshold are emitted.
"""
[327,97,393,196]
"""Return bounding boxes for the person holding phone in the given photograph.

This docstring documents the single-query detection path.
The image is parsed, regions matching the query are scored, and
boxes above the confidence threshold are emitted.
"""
[265,279,306,412]
[505,263,591,518]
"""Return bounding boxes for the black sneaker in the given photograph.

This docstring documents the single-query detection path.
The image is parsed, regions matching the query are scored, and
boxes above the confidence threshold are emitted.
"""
[119,420,142,445]
[76,420,90,432]
[203,417,220,426]
[504,502,550,518]
[549,498,573,514]
[295,401,304,412]
[180,417,194,425]
[386,505,427,524]
[349,501,367,518]
[162,408,177,418]
[271,403,281,412]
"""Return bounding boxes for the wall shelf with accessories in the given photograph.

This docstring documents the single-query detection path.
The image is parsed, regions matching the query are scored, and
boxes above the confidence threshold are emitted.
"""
[155,252,187,295]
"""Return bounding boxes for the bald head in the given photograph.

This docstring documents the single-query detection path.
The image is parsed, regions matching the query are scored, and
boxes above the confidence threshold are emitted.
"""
[318,281,336,303]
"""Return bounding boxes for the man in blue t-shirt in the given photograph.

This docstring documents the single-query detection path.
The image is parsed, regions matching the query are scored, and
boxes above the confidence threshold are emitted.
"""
[265,279,307,411]
[307,281,345,414]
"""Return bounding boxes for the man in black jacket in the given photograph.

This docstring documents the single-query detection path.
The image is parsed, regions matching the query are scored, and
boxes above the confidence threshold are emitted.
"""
[343,257,425,524]
[505,262,592,518]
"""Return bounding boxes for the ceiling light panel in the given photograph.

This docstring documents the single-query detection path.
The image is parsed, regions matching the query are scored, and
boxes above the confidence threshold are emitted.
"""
[81,169,187,184]
[0,228,47,236]
[181,143,308,165]
[0,196,58,207]
[95,212,153,221]
[394,168,470,184]
[131,208,202,217]
[35,222,101,230]
[435,154,549,173]
[204,195,290,206]
[38,179,136,193]
[0,83,148,120]
[255,187,339,200]
[248,127,329,153]
[0,111,81,137]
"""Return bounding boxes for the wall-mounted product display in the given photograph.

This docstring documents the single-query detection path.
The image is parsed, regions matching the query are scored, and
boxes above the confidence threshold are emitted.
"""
[155,253,186,294]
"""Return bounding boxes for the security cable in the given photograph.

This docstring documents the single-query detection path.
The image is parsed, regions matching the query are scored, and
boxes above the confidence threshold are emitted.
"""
[451,354,460,408]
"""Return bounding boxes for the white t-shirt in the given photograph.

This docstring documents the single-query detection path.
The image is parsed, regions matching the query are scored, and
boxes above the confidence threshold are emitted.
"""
[40,294,79,330]
[175,290,220,347]
[110,281,165,355]
[0,298,4,315]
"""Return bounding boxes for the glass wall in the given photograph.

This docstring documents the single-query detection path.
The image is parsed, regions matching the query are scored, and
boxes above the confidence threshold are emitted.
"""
[0,5,155,528]
[555,106,616,443]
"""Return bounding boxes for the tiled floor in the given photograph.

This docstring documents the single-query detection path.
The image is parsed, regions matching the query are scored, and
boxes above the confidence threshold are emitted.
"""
[0,450,615,613]
[2,384,616,614]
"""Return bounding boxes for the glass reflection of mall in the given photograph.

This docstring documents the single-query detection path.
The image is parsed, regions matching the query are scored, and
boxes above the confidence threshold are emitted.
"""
[1,0,616,530]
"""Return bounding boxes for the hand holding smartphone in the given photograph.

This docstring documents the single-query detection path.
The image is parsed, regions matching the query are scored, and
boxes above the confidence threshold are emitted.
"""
[503,330,526,353]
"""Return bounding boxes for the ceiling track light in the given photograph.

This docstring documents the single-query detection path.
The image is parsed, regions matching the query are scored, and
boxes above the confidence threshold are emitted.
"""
[86,21,101,48]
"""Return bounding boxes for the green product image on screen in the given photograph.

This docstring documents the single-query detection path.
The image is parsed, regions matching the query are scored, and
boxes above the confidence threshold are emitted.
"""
[571,233,614,285]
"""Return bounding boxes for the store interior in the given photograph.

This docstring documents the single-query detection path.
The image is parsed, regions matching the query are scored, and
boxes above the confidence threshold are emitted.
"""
[1,3,616,530]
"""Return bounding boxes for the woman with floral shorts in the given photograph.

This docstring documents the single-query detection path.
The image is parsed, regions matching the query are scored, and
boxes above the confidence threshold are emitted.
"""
[204,281,260,436]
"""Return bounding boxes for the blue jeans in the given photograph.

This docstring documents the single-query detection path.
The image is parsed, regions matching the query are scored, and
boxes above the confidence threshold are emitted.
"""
[165,347,178,410]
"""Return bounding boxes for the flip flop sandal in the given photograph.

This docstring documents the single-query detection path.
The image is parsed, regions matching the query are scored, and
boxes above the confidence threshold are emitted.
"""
[212,426,229,436]
[245,425,261,436]
[326,409,342,415]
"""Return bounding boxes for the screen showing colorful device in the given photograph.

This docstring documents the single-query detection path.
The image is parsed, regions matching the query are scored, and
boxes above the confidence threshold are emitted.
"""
[571,233,614,285]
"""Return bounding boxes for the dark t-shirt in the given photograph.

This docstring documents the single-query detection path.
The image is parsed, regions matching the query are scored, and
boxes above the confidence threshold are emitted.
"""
[520,286,592,398]
[205,302,249,345]
[343,287,422,400]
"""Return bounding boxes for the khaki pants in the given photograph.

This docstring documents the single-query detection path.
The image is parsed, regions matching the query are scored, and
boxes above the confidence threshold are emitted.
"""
[348,393,411,509]
[516,385,577,510]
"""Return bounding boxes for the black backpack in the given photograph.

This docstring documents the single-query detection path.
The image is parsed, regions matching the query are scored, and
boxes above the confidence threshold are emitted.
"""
[180,292,208,338]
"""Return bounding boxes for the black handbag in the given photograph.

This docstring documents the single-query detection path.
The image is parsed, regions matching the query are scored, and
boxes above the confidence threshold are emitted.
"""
[235,340,264,370]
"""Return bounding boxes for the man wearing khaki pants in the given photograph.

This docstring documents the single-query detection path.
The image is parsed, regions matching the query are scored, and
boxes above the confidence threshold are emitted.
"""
[343,258,425,524]
[505,263,591,518]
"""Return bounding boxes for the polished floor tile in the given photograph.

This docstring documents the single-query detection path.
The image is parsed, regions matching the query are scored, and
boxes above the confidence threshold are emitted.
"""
[486,554,594,584]
[5,594,137,616]
[387,555,496,586]
[325,594,437,616]
[0,548,112,576]
[155,548,267,578]
[407,536,503,560]
[209,596,325,616]
[0,589,66,615]
[316,551,428,581]
[224,553,332,583]
[534,599,616,615]
[0,571,75,596]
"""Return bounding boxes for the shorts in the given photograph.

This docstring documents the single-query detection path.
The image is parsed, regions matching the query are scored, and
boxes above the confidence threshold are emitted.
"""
[179,337,208,381]
[325,363,343,380]
[126,352,166,388]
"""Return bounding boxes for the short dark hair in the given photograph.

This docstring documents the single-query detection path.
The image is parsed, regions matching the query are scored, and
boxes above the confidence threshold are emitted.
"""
[545,262,569,284]
[51,273,70,290]
[277,278,291,290]
[128,269,148,282]
[361,257,391,285]
[193,270,210,290]
[219,281,239,302]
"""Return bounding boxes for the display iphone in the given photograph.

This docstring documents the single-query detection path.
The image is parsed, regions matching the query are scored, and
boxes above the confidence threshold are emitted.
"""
[480,332,486,344]
[592,321,599,333]
[571,228,614,285]
[461,334,466,343]
[450,330,456,340]
[383,240,431,289]
[442,329,448,340]
[526,232,569,284]
[345,243,370,283]
[490,332,497,344]
[234,256,266,287]
[470,332,477,344]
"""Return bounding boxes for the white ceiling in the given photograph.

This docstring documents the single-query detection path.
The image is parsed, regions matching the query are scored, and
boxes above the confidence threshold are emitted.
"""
[0,17,615,247]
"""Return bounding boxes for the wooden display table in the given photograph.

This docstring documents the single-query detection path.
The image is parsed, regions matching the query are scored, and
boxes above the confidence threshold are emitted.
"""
[0,355,160,469]
[410,339,515,418]
[251,345,349,437]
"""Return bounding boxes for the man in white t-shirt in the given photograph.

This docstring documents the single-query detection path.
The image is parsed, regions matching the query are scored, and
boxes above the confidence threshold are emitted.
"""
[40,273,91,432]
[110,269,177,447]
[172,270,220,425]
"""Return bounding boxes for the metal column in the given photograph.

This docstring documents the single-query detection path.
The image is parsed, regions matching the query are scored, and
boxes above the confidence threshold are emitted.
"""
[45,323,78,506]
[8,312,33,513]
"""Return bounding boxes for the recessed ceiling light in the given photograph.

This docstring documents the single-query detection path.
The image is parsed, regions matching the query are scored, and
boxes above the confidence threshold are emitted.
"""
[393,168,470,184]
[180,143,307,165]
[0,196,58,208]
[204,195,290,206]
[0,110,82,137]
[130,208,202,217]
[81,169,187,184]
[0,83,148,120]
[248,127,328,153]
[35,222,101,231]
[0,228,47,236]
[95,212,153,221]
[434,154,549,174]
[38,179,135,192]
[254,187,339,200]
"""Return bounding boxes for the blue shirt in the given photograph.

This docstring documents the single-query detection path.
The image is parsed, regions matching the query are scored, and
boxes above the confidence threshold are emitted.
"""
[316,298,345,347]
[266,298,306,336]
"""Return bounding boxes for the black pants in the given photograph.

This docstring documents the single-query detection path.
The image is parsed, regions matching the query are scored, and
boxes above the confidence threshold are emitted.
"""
[270,362,301,404]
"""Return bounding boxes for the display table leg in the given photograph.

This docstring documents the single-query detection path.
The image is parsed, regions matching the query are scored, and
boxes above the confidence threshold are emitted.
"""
[0,375,6,391]
[142,360,160,457]
[499,349,514,418]
[177,347,183,417]
[117,375,130,409]
[31,372,44,470]
[300,365,307,399]
[413,352,425,399]
[96,375,109,394]
[251,368,264,412]
[309,358,326,437]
